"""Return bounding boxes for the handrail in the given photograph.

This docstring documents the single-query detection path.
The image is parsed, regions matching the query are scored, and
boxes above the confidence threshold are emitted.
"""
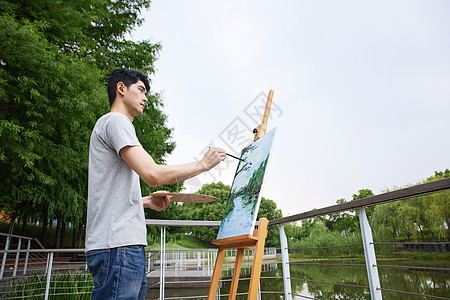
[0,232,34,240]
[0,248,86,254]
[269,177,450,225]
[145,220,221,227]
[144,178,450,228]
[148,248,217,252]
[372,241,449,245]
[32,237,45,249]
[145,219,260,227]
[0,232,45,249]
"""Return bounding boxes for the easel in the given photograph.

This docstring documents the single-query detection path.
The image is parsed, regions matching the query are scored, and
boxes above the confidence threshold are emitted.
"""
[207,90,275,300]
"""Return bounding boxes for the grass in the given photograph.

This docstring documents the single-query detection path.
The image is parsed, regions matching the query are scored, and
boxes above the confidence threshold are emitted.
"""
[6,270,93,299]
[147,234,213,250]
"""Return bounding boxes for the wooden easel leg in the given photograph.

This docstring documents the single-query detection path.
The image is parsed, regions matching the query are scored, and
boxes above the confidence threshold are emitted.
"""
[247,219,268,300]
[208,247,226,300]
[228,248,245,300]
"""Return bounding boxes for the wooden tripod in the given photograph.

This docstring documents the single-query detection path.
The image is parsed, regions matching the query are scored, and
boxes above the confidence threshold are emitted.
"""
[207,218,268,300]
[207,90,274,300]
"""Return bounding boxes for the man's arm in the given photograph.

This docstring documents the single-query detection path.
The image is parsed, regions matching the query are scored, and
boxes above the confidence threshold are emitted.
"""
[120,146,226,187]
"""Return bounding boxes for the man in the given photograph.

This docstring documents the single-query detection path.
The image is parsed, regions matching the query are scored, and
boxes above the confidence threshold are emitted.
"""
[85,68,226,299]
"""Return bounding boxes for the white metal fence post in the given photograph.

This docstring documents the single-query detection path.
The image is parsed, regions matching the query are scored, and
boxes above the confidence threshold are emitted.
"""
[160,226,166,300]
[23,239,31,274]
[358,207,382,300]
[279,224,292,300]
[45,253,50,274]
[44,252,54,300]
[13,238,21,277]
[1,235,11,279]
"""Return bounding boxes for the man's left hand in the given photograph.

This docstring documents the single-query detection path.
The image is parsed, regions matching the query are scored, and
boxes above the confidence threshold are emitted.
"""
[143,195,171,211]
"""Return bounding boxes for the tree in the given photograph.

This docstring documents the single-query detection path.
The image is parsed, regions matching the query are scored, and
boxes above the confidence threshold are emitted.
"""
[326,198,358,236]
[371,169,450,241]
[353,188,375,232]
[371,201,399,241]
[423,169,450,240]
[0,12,105,245]
[323,190,374,236]
[183,182,231,242]
[257,197,283,246]
[0,0,175,247]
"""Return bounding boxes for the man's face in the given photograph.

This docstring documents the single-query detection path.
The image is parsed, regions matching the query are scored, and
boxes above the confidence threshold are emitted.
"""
[122,80,148,118]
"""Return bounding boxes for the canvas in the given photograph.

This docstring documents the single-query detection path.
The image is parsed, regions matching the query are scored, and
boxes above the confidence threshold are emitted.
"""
[216,128,277,240]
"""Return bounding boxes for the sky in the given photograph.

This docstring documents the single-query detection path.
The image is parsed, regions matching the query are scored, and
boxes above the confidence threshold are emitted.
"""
[130,0,450,217]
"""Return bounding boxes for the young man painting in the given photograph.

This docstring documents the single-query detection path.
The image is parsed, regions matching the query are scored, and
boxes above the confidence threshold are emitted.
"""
[85,68,226,299]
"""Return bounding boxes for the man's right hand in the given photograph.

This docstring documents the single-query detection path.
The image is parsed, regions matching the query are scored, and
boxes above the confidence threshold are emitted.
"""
[201,147,226,171]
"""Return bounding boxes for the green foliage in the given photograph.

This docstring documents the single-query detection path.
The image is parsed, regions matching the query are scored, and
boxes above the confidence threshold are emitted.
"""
[147,234,212,250]
[325,198,360,235]
[296,218,321,240]
[290,226,363,257]
[0,0,175,248]
[182,182,231,242]
[258,197,283,246]
[0,11,105,226]
[372,169,450,241]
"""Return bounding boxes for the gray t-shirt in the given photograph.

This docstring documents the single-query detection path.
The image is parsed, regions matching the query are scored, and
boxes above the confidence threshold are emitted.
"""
[85,112,147,252]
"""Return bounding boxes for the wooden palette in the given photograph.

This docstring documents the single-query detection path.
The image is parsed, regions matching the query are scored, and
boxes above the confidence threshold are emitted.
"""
[150,191,216,203]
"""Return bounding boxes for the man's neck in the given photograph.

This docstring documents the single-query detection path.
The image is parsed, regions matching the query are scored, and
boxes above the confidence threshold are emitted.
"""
[110,104,133,122]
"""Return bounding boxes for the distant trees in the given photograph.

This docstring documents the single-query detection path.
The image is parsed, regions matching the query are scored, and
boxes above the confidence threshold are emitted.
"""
[0,0,176,247]
[372,169,450,241]
[293,169,450,243]
[182,182,231,243]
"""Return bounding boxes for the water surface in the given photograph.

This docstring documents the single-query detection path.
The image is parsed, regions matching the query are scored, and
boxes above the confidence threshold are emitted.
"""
[148,261,449,299]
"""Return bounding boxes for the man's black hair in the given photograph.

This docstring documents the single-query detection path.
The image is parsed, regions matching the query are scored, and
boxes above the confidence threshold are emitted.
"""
[107,68,150,107]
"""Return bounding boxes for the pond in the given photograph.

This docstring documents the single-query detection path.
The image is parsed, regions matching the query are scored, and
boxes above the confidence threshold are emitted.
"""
[148,261,449,299]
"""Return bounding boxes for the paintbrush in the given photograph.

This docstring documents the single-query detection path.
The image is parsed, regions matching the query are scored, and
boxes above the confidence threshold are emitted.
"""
[225,153,252,165]
[209,147,252,165]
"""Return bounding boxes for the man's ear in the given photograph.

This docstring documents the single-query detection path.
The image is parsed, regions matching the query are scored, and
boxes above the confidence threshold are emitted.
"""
[117,82,126,96]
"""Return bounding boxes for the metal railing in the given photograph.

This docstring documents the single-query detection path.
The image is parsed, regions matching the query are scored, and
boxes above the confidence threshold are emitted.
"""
[0,248,88,299]
[0,177,448,299]
[0,232,46,280]
[271,177,450,300]
[147,178,450,299]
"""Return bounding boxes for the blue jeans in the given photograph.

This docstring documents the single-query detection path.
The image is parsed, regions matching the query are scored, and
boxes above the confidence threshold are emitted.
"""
[86,245,147,300]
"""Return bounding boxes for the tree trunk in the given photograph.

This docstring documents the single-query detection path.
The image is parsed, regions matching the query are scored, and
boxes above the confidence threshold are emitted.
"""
[8,213,17,234]
[41,209,48,247]
[55,215,62,249]
[60,221,66,249]
[446,217,450,242]
[21,215,28,236]
[77,225,83,248]
[72,224,77,248]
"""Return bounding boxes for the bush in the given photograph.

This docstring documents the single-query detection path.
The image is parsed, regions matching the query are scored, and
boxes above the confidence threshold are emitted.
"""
[290,230,363,257]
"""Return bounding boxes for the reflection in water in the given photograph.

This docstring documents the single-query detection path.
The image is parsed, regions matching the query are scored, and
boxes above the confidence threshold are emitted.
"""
[148,262,449,299]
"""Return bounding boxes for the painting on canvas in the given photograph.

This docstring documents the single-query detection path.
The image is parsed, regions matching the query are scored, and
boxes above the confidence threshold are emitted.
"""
[216,128,277,240]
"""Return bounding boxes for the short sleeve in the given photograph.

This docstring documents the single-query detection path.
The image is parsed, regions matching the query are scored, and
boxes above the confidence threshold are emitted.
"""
[103,113,141,156]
